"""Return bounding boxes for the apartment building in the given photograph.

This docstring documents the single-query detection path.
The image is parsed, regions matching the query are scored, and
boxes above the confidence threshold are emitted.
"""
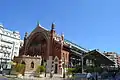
[0,24,21,70]
[104,52,118,67]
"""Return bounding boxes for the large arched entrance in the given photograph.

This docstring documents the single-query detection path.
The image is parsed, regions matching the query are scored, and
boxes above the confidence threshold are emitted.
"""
[26,32,48,60]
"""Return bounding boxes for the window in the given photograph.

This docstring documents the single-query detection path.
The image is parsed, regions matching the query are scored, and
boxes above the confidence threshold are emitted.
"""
[4,54,6,57]
[14,52,17,54]
[15,47,18,50]
[3,47,5,51]
[5,47,7,50]
[31,62,34,68]
[8,54,10,57]
[66,53,67,60]
[63,53,64,57]
[1,47,3,50]
[8,46,11,49]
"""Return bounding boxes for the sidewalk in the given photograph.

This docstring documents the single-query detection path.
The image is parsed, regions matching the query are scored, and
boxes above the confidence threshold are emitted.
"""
[23,74,66,80]
[3,74,81,80]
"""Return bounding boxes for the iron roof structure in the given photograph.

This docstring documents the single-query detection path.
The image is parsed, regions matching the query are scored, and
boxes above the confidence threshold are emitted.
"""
[64,39,89,55]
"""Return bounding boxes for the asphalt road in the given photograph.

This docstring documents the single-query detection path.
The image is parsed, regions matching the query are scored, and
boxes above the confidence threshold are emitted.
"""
[0,76,71,80]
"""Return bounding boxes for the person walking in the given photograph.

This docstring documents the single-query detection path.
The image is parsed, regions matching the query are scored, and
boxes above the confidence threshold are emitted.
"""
[86,72,92,80]
[50,70,54,78]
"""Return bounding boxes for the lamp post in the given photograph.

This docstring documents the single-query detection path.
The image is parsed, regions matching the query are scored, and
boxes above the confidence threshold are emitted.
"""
[81,52,90,74]
[63,57,65,78]
[81,52,85,74]
[81,56,84,74]
[94,59,98,80]
[44,61,47,77]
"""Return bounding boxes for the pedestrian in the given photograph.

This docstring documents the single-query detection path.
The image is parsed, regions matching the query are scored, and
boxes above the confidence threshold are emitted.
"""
[86,72,92,80]
[50,70,54,78]
[112,72,116,79]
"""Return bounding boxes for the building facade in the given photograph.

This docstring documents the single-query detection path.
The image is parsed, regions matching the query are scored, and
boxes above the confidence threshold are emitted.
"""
[20,40,24,48]
[13,22,116,76]
[117,55,120,67]
[104,52,118,67]
[14,23,70,75]
[0,24,21,70]
[64,39,89,68]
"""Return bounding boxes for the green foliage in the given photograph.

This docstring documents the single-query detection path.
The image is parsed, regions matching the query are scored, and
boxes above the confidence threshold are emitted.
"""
[15,63,25,74]
[85,66,94,73]
[36,66,45,74]
[40,66,45,73]
[10,63,25,75]
[94,67,102,74]
[66,68,75,75]
[85,66,103,73]
[74,66,82,73]
[36,66,40,74]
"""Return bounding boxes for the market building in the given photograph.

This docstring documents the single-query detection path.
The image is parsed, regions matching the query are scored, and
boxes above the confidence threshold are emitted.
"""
[14,23,70,76]
[14,22,115,76]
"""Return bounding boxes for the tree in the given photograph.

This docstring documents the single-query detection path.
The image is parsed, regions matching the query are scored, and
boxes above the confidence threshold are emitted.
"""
[74,65,82,73]
[85,66,94,73]
[94,67,102,74]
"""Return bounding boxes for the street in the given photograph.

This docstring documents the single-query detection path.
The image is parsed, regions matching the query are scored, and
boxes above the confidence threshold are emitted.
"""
[0,77,71,80]
[0,74,73,80]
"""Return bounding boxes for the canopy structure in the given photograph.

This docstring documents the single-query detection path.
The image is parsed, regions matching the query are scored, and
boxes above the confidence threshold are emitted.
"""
[64,39,89,53]
[84,49,115,66]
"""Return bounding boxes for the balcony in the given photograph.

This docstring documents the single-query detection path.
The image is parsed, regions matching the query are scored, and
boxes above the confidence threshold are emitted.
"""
[1,39,13,44]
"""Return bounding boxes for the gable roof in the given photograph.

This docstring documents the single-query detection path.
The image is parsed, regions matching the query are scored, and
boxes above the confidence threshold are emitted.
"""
[85,49,115,65]
[26,23,89,53]
[27,23,50,39]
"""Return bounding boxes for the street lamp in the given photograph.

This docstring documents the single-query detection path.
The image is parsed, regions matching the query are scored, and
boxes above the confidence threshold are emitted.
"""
[62,57,66,78]
[81,52,86,74]
[94,59,98,80]
[81,56,84,74]
[44,60,47,77]
[81,52,90,73]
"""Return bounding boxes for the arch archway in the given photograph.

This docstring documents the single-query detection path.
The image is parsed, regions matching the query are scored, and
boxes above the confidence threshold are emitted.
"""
[31,61,34,68]
[25,32,48,60]
[21,61,26,65]
[26,32,48,48]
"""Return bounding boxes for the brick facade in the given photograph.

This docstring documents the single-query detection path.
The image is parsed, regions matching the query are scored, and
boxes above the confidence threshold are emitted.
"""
[14,23,69,75]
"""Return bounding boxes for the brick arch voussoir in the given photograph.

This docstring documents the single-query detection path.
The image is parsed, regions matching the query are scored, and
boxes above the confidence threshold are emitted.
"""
[26,31,49,49]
